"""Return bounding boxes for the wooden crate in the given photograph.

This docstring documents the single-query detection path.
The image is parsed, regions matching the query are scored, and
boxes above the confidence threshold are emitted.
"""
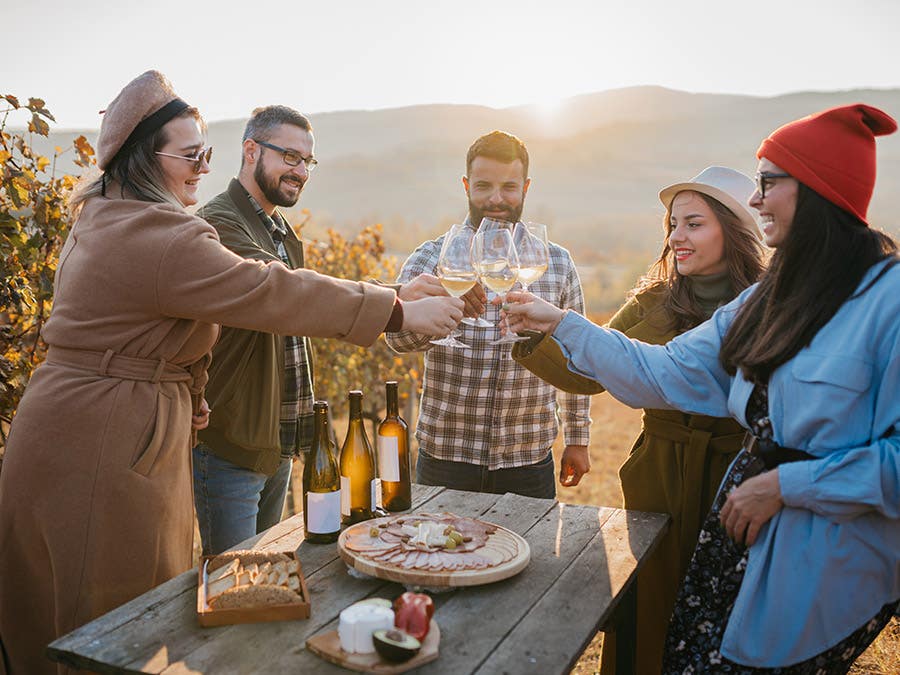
[196,551,311,627]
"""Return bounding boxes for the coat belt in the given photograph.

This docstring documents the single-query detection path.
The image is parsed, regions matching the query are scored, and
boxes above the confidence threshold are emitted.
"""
[46,346,193,384]
[641,414,745,454]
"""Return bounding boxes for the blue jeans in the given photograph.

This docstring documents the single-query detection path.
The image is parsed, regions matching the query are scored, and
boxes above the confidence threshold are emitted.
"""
[416,450,556,499]
[192,443,293,556]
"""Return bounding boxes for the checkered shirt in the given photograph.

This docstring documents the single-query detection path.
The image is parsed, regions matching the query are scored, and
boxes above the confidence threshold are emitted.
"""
[385,221,591,470]
[245,190,315,458]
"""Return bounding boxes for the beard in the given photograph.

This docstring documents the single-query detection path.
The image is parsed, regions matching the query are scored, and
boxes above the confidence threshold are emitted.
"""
[467,196,524,229]
[254,158,305,208]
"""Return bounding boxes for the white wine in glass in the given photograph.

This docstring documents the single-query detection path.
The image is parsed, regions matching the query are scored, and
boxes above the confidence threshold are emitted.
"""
[512,222,549,291]
[473,229,522,346]
[430,224,475,349]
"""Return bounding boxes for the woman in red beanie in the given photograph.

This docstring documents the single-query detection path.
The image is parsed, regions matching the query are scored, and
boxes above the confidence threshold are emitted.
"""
[503,103,900,673]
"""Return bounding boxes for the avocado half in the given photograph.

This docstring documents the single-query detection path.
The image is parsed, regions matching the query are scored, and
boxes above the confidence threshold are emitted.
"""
[372,628,422,662]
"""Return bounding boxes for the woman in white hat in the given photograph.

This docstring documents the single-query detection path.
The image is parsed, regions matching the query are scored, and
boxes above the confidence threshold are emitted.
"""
[0,71,463,674]
[503,105,899,672]
[513,166,766,673]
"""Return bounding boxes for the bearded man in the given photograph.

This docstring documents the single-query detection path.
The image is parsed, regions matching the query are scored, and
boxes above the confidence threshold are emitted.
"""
[193,106,445,554]
[386,131,592,499]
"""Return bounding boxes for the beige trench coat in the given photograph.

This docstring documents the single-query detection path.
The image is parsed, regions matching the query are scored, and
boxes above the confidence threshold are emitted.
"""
[0,196,395,674]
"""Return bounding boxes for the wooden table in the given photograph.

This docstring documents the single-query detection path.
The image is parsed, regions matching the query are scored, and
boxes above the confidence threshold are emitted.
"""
[48,485,668,674]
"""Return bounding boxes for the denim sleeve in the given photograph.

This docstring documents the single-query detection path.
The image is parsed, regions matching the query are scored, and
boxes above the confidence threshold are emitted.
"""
[551,293,745,417]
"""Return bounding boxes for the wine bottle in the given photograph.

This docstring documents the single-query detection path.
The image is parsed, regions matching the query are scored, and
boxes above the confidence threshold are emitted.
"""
[377,381,412,511]
[302,401,341,544]
[340,390,376,524]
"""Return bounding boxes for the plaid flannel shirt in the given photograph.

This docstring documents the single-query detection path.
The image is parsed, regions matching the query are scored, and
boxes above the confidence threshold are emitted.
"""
[385,221,591,470]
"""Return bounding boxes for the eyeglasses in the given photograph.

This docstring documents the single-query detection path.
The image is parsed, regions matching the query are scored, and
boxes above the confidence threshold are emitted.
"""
[253,139,318,171]
[155,146,213,173]
[755,171,791,199]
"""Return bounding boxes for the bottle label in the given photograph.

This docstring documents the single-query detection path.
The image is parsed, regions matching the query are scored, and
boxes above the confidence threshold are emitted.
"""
[340,475,351,516]
[372,478,380,509]
[377,436,401,482]
[307,490,341,534]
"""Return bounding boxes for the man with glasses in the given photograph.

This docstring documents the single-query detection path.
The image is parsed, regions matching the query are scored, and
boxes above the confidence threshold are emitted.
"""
[193,105,448,555]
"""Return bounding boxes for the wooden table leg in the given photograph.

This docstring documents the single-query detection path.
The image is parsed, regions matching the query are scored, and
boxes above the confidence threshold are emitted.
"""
[615,580,638,675]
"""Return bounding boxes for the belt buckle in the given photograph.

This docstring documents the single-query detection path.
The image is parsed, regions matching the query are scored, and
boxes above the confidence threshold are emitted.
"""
[742,431,758,455]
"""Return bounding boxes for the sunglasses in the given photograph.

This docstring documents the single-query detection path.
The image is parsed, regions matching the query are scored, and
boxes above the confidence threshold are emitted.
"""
[755,171,791,199]
[155,146,213,173]
[254,139,318,171]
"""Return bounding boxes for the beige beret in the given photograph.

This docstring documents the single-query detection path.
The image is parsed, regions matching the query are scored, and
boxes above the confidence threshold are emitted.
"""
[97,70,188,170]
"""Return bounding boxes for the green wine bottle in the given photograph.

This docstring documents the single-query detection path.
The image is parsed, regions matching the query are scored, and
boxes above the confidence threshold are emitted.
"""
[303,401,341,543]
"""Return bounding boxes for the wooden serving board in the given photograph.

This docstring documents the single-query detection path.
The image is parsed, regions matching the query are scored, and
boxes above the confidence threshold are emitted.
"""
[337,516,530,587]
[305,619,440,673]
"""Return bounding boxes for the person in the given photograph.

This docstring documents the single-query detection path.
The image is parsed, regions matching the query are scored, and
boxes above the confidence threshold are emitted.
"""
[0,71,463,675]
[193,105,453,556]
[385,130,592,499]
[514,166,766,672]
[504,104,899,673]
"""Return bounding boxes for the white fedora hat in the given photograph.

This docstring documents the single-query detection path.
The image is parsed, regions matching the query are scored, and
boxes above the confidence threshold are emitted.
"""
[659,166,761,239]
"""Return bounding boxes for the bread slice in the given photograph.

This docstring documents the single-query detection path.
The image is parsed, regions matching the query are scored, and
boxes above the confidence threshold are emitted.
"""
[208,550,290,572]
[208,584,301,609]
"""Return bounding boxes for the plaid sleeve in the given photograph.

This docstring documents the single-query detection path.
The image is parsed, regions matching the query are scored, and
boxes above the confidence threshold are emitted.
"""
[554,246,592,446]
[384,237,442,354]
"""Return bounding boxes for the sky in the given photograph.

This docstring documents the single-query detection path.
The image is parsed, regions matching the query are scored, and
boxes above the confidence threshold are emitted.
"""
[3,0,899,129]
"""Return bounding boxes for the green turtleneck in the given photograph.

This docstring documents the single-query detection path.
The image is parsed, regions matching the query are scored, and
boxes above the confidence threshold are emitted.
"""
[690,270,733,319]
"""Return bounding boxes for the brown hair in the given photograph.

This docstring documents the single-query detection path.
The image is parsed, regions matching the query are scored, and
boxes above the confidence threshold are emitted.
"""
[466,130,529,178]
[632,191,767,332]
[69,107,205,213]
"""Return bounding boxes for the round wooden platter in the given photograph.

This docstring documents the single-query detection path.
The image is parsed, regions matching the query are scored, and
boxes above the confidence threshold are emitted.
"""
[337,516,531,587]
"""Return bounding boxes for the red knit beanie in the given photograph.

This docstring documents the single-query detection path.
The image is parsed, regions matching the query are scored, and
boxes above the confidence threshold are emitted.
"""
[757,103,897,225]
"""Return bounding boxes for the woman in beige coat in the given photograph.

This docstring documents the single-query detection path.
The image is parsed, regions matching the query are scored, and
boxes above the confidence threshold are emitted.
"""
[0,71,463,675]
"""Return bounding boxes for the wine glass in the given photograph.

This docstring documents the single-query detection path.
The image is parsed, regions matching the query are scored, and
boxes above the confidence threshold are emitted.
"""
[512,222,549,292]
[430,224,477,349]
[472,228,522,346]
[457,217,513,327]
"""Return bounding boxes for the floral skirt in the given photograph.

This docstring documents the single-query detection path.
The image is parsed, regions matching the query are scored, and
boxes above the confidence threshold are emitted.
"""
[662,450,897,674]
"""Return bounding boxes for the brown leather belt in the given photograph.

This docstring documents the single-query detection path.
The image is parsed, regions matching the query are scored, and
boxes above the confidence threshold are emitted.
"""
[46,346,192,383]
[742,431,814,469]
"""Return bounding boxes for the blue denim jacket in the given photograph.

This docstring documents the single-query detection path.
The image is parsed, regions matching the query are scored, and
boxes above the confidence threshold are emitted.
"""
[552,258,900,667]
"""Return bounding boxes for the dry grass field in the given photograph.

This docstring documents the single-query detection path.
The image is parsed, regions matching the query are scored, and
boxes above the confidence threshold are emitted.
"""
[199,394,898,673]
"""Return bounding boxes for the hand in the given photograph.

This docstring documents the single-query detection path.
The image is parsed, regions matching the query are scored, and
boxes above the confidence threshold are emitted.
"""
[559,445,590,487]
[719,470,784,547]
[398,273,448,301]
[401,296,464,336]
[192,398,211,431]
[461,284,488,318]
[501,291,566,334]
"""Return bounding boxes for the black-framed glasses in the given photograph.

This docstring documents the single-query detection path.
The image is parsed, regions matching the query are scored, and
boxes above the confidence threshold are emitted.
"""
[755,171,791,199]
[253,139,318,171]
[155,146,213,173]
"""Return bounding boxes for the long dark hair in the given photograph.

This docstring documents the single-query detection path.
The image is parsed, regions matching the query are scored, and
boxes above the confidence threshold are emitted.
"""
[634,191,767,332]
[720,184,898,384]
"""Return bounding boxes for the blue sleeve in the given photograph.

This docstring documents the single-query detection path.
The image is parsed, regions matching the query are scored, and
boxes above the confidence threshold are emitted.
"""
[551,294,746,417]
[779,325,900,521]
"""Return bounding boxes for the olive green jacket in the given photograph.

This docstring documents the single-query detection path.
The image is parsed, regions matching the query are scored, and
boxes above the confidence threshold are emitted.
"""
[197,179,314,475]
[514,286,745,674]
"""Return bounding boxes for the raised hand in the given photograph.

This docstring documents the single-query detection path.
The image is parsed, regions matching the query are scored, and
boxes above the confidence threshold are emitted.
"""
[401,296,464,337]
[398,273,448,301]
[501,291,566,335]
[461,283,488,318]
